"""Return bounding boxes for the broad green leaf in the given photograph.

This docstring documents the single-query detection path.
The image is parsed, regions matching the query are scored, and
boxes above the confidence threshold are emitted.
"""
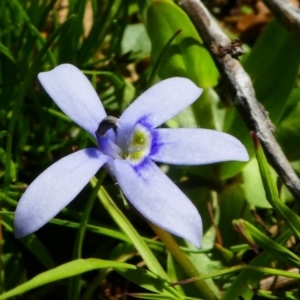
[166,252,212,299]
[147,29,182,88]
[147,0,218,88]
[0,259,178,300]
[242,157,271,208]
[219,184,252,245]
[279,86,300,120]
[277,99,300,161]
[121,23,151,58]
[166,254,185,297]
[166,89,221,129]
[220,113,252,179]
[186,251,221,297]
[243,19,300,123]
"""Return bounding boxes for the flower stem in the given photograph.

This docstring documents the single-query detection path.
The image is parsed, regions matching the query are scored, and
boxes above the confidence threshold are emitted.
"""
[148,222,218,300]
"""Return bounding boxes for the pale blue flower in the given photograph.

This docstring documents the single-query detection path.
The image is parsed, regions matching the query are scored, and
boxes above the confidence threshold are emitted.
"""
[14,64,249,247]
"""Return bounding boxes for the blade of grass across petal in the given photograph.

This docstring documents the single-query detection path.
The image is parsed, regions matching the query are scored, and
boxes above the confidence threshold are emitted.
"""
[93,179,171,282]
[14,148,107,238]
[151,128,249,165]
[38,64,107,136]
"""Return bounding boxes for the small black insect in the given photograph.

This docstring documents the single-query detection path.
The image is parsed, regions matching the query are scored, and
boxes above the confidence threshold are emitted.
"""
[96,116,119,137]
[212,39,244,59]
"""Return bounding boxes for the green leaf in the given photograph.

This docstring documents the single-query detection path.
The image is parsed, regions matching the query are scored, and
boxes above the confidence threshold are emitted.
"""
[121,23,151,58]
[68,173,105,300]
[4,15,75,190]
[242,157,271,208]
[243,19,300,123]
[0,259,178,300]
[2,213,55,270]
[219,184,252,245]
[165,88,221,129]
[117,268,179,297]
[222,229,293,300]
[0,43,15,63]
[185,251,221,297]
[166,254,185,297]
[147,0,218,88]
[127,293,202,300]
[173,264,300,287]
[0,132,7,139]
[0,148,16,181]
[147,29,182,88]
[277,96,300,161]
[126,293,177,300]
[254,134,300,239]
[233,220,300,268]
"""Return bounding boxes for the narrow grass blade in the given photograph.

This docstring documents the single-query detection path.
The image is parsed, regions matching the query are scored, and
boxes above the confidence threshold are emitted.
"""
[233,219,300,268]
[94,180,169,281]
[147,29,181,88]
[253,133,300,239]
[0,259,178,300]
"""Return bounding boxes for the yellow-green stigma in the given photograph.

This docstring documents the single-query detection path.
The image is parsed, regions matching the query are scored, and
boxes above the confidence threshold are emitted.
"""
[130,130,147,151]
[126,126,152,163]
[128,151,144,161]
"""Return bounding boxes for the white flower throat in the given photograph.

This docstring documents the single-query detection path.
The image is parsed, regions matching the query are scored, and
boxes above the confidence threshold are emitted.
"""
[96,116,152,164]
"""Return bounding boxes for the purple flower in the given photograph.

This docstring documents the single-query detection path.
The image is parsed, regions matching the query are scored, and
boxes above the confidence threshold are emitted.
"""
[14,64,249,247]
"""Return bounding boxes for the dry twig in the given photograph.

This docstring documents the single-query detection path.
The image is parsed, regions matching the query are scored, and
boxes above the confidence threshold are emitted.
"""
[262,0,300,39]
[178,0,300,199]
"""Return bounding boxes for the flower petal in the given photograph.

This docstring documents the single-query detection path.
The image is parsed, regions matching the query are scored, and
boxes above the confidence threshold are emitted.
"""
[117,78,203,145]
[14,148,108,238]
[114,158,203,247]
[150,128,249,165]
[38,64,106,136]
